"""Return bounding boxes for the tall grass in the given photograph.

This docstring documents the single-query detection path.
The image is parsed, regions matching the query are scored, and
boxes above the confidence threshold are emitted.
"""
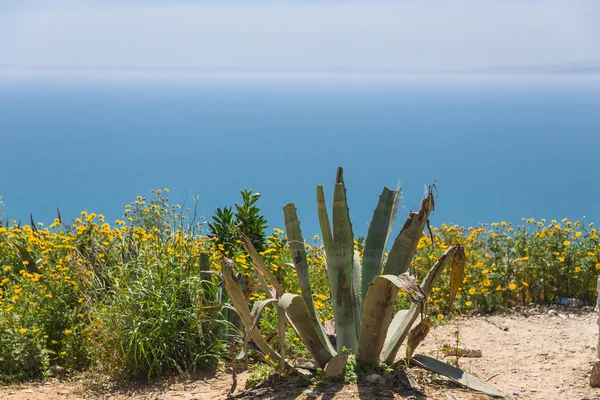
[0,190,226,382]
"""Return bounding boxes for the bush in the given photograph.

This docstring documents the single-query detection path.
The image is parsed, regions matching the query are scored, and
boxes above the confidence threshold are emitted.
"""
[1,186,598,382]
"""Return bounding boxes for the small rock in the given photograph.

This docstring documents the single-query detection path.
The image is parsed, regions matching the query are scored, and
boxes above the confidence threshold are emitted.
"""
[590,361,600,387]
[324,355,349,378]
[557,313,568,319]
[302,389,319,398]
[295,357,318,370]
[364,373,384,384]
[326,387,338,393]
[548,309,557,316]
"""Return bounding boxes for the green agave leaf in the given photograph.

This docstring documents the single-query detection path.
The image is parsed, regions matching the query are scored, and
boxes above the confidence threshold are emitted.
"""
[316,185,337,318]
[280,293,334,368]
[331,177,358,353]
[381,246,463,365]
[277,304,287,372]
[244,299,279,361]
[283,203,336,355]
[352,249,362,337]
[383,190,434,276]
[221,258,282,364]
[361,187,401,309]
[410,355,505,398]
[357,273,425,365]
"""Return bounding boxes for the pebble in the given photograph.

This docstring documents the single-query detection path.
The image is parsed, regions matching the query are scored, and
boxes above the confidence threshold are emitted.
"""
[364,373,384,384]
[302,389,319,398]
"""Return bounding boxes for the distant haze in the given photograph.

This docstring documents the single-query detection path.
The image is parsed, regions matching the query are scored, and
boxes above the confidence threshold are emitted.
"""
[1,0,600,73]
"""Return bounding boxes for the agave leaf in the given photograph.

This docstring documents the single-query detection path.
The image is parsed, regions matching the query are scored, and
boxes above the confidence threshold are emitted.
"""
[383,190,434,276]
[280,293,334,368]
[283,203,336,355]
[331,180,358,353]
[352,249,362,336]
[361,187,401,309]
[381,246,462,365]
[316,186,334,258]
[410,355,505,398]
[244,299,279,360]
[237,228,285,297]
[446,248,467,313]
[357,273,425,365]
[277,304,287,371]
[250,258,276,299]
[405,316,431,358]
[221,257,282,364]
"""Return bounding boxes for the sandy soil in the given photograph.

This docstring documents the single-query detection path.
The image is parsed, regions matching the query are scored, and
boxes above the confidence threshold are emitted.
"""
[2,308,600,400]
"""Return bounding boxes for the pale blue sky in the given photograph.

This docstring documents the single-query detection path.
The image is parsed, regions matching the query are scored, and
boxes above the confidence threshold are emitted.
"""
[1,0,599,71]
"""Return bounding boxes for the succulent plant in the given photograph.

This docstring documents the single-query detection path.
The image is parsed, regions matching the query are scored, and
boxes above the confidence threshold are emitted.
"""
[221,167,503,398]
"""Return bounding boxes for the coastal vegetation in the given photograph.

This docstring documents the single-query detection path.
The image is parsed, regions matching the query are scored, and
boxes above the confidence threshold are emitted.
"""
[1,174,598,384]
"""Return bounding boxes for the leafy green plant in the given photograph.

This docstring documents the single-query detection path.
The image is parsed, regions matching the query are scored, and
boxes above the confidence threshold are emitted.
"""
[208,190,268,256]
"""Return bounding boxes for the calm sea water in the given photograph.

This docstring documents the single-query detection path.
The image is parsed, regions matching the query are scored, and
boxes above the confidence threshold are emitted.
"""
[1,72,600,237]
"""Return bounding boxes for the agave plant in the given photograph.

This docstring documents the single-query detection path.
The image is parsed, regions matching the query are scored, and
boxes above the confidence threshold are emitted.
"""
[222,167,503,397]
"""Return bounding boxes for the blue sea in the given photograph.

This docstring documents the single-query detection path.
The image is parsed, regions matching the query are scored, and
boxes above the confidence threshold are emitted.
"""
[1,71,599,237]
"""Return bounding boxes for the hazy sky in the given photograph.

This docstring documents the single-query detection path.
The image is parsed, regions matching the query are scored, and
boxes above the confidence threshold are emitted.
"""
[1,0,599,71]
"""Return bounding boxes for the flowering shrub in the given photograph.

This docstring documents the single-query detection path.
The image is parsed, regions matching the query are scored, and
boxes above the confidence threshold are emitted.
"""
[1,188,598,382]
[0,190,224,381]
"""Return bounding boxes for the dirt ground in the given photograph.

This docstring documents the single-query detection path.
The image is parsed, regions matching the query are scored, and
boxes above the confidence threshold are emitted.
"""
[2,308,600,400]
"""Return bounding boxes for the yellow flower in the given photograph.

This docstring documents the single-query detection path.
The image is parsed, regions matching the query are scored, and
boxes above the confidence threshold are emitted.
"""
[501,221,507,228]
[19,328,27,334]
[264,355,270,361]
[2,266,11,272]
[437,314,444,320]
[60,351,67,356]
[509,283,517,290]
[483,279,491,287]
[51,340,58,344]
[64,329,73,335]
[468,287,476,295]
[495,285,501,291]
[575,267,581,273]
[522,281,529,287]
[521,256,529,261]
[559,257,565,262]
[465,301,472,307]
[563,240,571,246]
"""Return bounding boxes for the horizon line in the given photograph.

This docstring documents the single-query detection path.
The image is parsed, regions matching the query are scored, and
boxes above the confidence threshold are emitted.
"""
[1,62,600,76]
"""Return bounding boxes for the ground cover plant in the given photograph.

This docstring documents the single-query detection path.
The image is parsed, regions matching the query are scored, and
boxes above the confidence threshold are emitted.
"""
[1,180,599,384]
